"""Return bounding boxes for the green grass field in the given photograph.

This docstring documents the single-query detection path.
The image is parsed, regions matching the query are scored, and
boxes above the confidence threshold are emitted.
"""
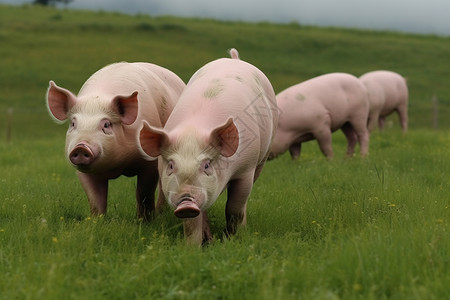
[0,4,449,299]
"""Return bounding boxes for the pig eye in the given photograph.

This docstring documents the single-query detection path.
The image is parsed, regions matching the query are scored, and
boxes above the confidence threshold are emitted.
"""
[69,118,77,131]
[101,119,113,134]
[201,159,213,176]
[167,160,175,175]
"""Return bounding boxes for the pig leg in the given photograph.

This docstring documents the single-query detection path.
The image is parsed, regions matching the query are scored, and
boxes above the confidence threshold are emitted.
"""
[183,214,203,245]
[289,142,302,160]
[155,180,166,214]
[396,105,408,133]
[313,128,333,158]
[378,116,386,130]
[341,123,358,156]
[77,171,108,215]
[352,122,369,156]
[367,111,380,133]
[225,173,253,236]
[253,161,266,183]
[183,211,212,245]
[202,212,213,243]
[136,167,159,221]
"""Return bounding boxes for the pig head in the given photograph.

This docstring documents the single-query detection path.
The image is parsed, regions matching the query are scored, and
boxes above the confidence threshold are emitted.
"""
[46,62,185,220]
[139,49,278,245]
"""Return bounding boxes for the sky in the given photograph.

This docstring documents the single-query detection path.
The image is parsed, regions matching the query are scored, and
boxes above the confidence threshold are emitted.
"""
[2,0,450,36]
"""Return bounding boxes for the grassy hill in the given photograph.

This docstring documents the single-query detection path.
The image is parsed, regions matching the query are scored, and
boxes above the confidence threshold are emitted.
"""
[0,4,449,299]
[1,3,450,135]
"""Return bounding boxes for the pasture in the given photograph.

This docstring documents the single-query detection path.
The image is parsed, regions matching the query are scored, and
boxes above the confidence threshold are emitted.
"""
[0,4,449,299]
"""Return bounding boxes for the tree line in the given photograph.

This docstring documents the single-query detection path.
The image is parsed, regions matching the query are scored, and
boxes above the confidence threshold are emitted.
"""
[33,0,73,5]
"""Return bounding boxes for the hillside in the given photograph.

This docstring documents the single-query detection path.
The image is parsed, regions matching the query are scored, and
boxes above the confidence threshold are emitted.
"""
[0,3,449,137]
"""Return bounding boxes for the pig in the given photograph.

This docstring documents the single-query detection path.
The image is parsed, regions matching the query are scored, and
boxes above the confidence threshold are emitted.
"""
[269,73,370,160]
[46,62,185,220]
[359,70,408,132]
[138,49,278,245]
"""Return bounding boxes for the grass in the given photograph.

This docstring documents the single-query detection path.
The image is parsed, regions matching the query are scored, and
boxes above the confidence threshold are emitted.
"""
[1,130,449,299]
[0,4,449,299]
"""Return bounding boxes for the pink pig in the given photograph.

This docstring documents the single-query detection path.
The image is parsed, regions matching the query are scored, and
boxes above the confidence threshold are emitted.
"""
[138,49,278,245]
[359,70,408,132]
[269,73,369,159]
[46,62,185,220]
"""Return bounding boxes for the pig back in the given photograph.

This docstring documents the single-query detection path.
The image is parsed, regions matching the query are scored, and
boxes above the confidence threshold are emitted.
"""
[166,58,278,166]
[78,62,184,129]
[289,73,368,129]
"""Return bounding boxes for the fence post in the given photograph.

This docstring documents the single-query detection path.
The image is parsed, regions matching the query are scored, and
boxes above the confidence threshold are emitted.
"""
[432,96,438,129]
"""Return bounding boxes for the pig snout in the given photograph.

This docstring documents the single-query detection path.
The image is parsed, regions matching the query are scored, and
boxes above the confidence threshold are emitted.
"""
[174,194,201,219]
[69,143,96,166]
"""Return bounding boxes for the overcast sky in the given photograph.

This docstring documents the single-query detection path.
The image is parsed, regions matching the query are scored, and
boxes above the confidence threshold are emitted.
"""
[2,0,450,36]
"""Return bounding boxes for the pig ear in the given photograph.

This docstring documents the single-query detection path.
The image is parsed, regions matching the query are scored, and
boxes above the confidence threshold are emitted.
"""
[139,121,170,158]
[46,80,77,122]
[112,91,139,125]
[210,118,239,157]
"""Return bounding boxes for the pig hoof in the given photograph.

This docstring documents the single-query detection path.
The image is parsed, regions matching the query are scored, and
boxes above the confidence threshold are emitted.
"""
[174,200,200,219]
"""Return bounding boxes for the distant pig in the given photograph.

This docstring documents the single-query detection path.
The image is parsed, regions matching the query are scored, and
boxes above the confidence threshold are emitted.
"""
[359,70,408,132]
[46,62,185,220]
[139,49,278,245]
[269,73,369,159]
